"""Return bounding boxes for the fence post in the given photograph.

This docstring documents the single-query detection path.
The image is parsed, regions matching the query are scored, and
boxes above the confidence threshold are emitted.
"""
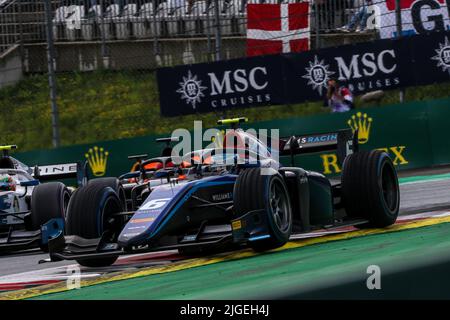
[213,0,222,61]
[152,0,160,62]
[43,0,60,148]
[100,0,110,68]
[395,0,405,103]
[17,0,25,74]
[314,1,320,49]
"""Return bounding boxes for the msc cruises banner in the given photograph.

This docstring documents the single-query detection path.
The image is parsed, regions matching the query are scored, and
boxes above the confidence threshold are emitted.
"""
[283,36,413,103]
[157,55,286,117]
[157,31,450,117]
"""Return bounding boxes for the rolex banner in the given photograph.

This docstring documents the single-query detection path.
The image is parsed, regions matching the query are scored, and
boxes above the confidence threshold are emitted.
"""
[157,31,450,117]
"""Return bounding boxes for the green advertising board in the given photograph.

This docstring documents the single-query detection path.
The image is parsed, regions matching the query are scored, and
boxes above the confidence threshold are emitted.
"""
[14,97,450,181]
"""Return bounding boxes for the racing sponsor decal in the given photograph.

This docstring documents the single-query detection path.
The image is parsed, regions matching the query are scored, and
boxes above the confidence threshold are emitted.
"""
[130,217,155,224]
[85,146,109,177]
[37,163,78,176]
[232,220,242,230]
[211,192,233,202]
[297,133,338,145]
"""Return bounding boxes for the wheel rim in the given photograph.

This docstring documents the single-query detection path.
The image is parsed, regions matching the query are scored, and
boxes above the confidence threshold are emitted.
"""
[381,161,398,212]
[118,187,127,211]
[62,190,70,218]
[269,179,290,233]
[101,196,122,242]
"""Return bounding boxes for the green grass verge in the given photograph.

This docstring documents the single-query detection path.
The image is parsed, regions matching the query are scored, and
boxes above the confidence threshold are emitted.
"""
[1,70,449,152]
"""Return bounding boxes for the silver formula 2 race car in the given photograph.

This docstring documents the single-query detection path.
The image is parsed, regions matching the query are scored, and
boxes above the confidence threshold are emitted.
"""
[0,145,87,253]
[48,118,400,267]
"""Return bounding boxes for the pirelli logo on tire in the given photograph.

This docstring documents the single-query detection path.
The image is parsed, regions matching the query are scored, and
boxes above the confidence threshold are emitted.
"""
[321,112,408,175]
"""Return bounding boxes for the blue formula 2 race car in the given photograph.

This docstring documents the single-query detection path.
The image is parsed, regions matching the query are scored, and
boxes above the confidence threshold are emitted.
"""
[0,145,87,253]
[48,118,400,267]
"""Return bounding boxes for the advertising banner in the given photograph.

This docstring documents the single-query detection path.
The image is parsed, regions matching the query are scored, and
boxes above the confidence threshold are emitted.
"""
[157,31,450,117]
[409,31,450,85]
[283,36,413,102]
[378,0,450,39]
[157,55,286,117]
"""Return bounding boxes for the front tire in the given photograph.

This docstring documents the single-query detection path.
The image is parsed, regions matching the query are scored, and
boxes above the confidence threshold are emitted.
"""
[88,177,126,211]
[30,182,71,230]
[341,150,400,228]
[66,183,123,267]
[30,182,71,252]
[234,168,292,251]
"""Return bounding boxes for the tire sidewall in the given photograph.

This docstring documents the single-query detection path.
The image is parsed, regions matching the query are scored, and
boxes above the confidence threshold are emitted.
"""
[95,187,121,237]
[376,152,400,220]
[66,184,122,239]
[342,150,400,228]
[30,182,70,230]
[88,177,126,211]
[263,173,292,244]
[65,185,122,268]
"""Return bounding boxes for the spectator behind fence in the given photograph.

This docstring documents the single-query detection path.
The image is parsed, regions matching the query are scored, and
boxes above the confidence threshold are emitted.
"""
[325,78,354,113]
[337,0,372,33]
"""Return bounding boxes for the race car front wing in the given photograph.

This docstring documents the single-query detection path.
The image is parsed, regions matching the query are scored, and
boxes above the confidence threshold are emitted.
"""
[0,218,64,252]
[47,224,234,262]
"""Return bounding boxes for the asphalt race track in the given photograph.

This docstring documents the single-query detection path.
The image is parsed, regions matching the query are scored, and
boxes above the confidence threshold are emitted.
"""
[1,170,450,298]
[1,173,450,276]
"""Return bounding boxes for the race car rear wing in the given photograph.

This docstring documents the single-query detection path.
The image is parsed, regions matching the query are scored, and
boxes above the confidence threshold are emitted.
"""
[279,129,359,165]
[127,136,180,161]
[33,161,88,186]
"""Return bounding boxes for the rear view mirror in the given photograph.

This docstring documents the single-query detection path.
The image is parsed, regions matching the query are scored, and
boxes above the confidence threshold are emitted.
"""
[20,180,39,187]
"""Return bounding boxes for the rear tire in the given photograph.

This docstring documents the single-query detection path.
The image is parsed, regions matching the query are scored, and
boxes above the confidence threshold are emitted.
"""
[341,150,400,228]
[30,182,71,252]
[66,183,123,267]
[234,168,292,251]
